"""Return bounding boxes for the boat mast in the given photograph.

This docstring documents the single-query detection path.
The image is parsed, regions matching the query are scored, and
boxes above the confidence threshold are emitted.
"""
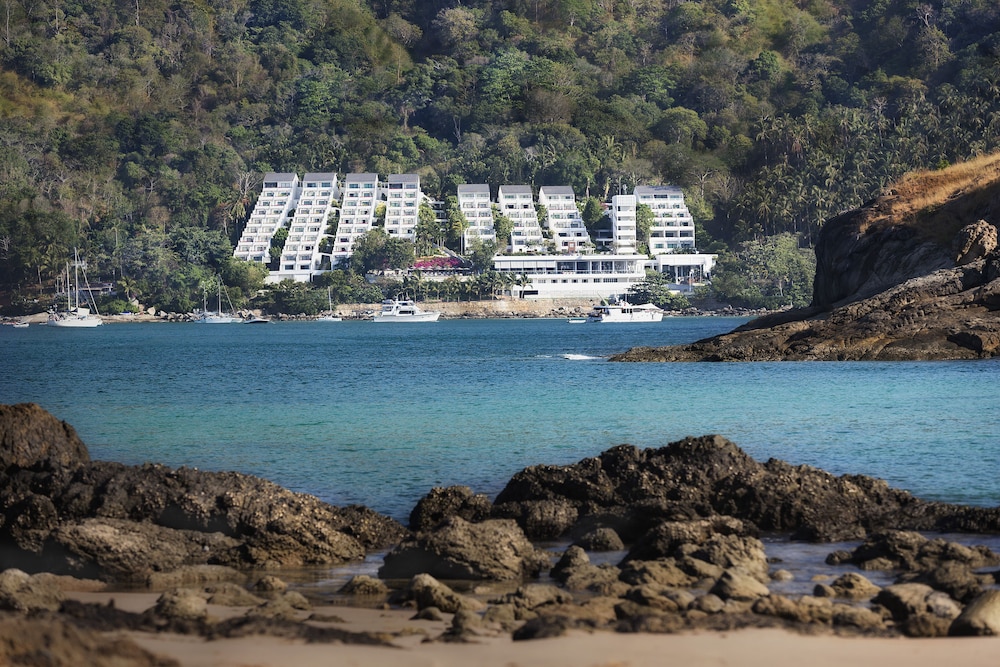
[65,262,72,312]
[73,249,80,311]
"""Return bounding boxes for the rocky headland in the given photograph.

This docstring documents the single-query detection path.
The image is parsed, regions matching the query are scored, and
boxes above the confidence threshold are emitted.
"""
[4,403,1000,665]
[612,154,1000,361]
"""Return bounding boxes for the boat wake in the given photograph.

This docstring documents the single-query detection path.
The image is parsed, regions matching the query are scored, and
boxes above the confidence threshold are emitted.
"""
[562,353,603,361]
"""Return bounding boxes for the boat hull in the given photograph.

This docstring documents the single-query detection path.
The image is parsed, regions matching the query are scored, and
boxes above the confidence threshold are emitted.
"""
[587,312,664,323]
[48,314,103,327]
[373,312,440,322]
[195,314,240,324]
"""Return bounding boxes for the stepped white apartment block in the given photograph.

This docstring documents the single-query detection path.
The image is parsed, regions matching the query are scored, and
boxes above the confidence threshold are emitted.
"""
[497,184,543,253]
[609,193,638,253]
[332,173,381,264]
[384,173,423,241]
[458,184,495,251]
[269,173,339,283]
[538,185,590,253]
[234,173,300,265]
[634,185,696,252]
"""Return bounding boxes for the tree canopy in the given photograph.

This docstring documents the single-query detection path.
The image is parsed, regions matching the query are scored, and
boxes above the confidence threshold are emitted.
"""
[3,0,1000,311]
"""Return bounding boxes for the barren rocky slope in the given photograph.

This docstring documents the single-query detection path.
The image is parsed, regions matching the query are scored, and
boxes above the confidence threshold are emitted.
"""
[612,154,1000,361]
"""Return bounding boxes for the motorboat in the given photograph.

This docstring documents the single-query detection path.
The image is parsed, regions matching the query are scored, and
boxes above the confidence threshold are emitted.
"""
[48,249,104,328]
[566,317,587,324]
[586,301,664,323]
[372,299,440,322]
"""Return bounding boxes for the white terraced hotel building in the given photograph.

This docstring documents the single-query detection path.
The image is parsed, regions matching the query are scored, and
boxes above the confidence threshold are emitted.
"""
[270,173,339,283]
[497,184,543,253]
[383,173,423,241]
[458,184,495,251]
[609,193,638,253]
[332,173,380,265]
[538,185,591,254]
[635,185,696,252]
[235,173,716,296]
[233,173,300,265]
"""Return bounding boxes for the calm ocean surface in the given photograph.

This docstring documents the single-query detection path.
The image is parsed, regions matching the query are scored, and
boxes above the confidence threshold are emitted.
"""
[2,317,999,523]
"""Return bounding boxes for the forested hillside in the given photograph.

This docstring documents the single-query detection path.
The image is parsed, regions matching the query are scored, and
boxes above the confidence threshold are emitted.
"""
[2,0,1000,313]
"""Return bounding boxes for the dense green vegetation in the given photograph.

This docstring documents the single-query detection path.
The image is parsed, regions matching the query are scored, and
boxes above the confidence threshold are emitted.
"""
[2,0,1000,312]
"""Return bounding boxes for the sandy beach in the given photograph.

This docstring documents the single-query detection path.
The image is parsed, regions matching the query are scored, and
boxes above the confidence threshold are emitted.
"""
[61,589,1000,667]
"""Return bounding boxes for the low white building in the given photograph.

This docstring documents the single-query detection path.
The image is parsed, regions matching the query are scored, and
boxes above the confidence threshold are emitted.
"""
[493,253,650,300]
[651,253,717,291]
[538,185,591,254]
[234,173,300,266]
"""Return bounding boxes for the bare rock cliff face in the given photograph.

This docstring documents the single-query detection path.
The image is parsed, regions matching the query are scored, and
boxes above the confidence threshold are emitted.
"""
[811,202,955,309]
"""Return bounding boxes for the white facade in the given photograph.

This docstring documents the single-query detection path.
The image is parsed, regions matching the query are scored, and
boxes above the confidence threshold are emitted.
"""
[497,184,543,253]
[458,184,495,251]
[635,185,696,252]
[609,194,637,253]
[538,185,591,254]
[493,253,649,299]
[332,173,380,265]
[384,174,422,242]
[234,173,300,265]
[268,173,339,283]
[651,253,717,291]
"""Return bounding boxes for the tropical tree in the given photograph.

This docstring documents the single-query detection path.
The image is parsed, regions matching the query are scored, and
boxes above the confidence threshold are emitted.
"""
[492,208,514,249]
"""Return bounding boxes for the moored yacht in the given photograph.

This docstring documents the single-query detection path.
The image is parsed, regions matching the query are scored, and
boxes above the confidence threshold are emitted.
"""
[372,299,440,322]
[586,301,664,323]
[48,249,104,328]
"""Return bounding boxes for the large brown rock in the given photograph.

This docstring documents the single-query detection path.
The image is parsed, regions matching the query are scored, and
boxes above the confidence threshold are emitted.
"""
[954,220,998,265]
[0,403,90,471]
[826,530,1000,572]
[409,486,492,532]
[379,516,550,581]
[493,436,1000,542]
[949,589,1000,636]
[0,615,177,667]
[0,404,407,581]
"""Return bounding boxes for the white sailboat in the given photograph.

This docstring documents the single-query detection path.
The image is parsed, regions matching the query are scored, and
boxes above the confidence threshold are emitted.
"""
[196,279,240,324]
[317,287,342,322]
[48,249,104,328]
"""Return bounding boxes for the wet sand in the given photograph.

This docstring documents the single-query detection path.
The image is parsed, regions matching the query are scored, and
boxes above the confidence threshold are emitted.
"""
[67,590,1000,667]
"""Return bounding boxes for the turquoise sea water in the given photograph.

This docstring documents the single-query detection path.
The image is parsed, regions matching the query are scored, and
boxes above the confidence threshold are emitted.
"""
[2,317,999,522]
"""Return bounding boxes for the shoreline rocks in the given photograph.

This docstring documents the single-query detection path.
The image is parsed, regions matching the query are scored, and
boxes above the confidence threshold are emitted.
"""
[6,402,1000,654]
[0,403,406,582]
